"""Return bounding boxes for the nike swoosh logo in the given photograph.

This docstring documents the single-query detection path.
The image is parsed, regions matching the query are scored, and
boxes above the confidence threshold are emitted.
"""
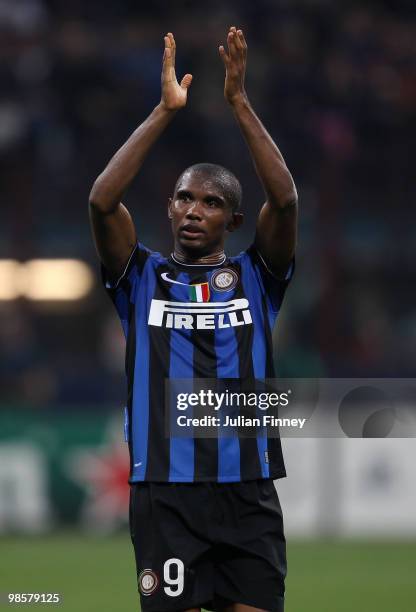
[134,462,142,467]
[161,272,190,286]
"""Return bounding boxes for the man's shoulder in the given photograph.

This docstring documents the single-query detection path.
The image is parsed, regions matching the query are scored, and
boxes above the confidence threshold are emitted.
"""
[135,242,168,266]
[228,245,254,265]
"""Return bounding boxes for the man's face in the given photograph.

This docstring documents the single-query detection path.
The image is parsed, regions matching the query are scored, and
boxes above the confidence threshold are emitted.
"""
[169,172,240,256]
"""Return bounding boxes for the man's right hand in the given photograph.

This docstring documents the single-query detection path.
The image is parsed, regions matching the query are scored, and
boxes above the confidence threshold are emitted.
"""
[160,32,193,111]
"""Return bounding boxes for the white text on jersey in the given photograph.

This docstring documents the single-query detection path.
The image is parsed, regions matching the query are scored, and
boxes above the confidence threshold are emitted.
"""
[148,299,253,330]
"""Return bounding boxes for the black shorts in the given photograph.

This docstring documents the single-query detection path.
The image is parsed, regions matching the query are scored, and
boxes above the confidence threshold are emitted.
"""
[129,480,286,612]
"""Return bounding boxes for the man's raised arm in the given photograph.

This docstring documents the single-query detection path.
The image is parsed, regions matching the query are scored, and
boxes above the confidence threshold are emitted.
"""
[89,32,192,279]
[219,27,298,279]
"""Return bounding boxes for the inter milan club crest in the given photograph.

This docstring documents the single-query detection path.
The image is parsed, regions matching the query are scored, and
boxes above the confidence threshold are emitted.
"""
[189,282,210,302]
[211,268,238,292]
[138,569,159,596]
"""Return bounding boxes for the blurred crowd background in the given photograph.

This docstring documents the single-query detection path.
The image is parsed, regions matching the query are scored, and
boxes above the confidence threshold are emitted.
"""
[1,0,415,408]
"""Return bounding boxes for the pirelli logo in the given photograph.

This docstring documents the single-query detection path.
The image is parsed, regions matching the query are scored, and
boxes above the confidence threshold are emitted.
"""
[148,298,253,330]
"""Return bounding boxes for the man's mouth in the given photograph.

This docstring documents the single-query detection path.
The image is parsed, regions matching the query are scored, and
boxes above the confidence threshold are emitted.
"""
[180,224,205,238]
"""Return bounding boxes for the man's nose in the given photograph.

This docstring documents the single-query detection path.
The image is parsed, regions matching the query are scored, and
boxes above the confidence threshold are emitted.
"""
[185,201,203,219]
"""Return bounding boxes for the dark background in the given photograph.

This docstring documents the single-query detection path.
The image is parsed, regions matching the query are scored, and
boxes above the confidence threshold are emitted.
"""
[1,0,415,410]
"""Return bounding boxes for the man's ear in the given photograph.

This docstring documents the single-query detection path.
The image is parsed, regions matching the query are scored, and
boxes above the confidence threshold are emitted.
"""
[168,198,173,219]
[226,212,244,232]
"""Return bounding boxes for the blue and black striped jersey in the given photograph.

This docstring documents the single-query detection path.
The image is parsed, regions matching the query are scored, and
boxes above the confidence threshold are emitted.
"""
[101,242,294,483]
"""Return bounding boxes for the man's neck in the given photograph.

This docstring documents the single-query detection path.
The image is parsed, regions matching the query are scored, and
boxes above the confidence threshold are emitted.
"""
[172,249,226,266]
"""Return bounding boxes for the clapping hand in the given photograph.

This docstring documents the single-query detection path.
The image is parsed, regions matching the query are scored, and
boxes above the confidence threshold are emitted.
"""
[219,26,248,106]
[160,32,193,111]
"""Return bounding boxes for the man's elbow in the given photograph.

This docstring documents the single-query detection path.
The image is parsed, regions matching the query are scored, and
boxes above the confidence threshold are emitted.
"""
[281,179,298,206]
[88,177,116,214]
[282,190,298,209]
[267,171,298,210]
[270,191,298,213]
[89,176,103,206]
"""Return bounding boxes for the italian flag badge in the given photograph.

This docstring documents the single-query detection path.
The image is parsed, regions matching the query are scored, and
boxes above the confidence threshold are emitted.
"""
[189,282,210,303]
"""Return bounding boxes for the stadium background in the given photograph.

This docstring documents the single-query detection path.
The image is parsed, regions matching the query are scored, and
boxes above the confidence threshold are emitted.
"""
[1,0,415,610]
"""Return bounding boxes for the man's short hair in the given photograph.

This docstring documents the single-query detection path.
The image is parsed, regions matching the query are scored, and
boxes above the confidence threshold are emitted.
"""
[174,163,242,212]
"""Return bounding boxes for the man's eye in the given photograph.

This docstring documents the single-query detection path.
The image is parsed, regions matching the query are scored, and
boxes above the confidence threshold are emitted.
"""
[179,194,191,202]
[207,200,219,207]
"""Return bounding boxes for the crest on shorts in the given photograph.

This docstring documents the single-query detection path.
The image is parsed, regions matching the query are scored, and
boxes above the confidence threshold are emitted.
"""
[138,569,159,596]
[211,268,238,292]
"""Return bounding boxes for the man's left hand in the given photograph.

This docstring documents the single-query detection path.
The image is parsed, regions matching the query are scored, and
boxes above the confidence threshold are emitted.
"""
[219,26,248,106]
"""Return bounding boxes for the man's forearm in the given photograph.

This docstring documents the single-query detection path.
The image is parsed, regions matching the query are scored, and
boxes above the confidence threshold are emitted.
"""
[89,104,176,213]
[231,95,297,208]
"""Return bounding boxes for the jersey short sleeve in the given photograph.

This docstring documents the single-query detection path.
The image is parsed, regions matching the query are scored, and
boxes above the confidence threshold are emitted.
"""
[100,241,151,337]
[245,244,295,314]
